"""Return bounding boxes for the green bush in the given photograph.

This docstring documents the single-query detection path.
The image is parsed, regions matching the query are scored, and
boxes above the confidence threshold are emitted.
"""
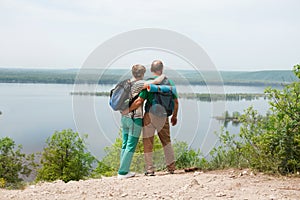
[94,135,122,176]
[209,65,300,174]
[36,129,96,182]
[92,161,114,177]
[94,134,164,176]
[0,137,35,188]
[209,129,245,170]
[174,141,203,169]
[94,133,203,176]
[244,65,300,174]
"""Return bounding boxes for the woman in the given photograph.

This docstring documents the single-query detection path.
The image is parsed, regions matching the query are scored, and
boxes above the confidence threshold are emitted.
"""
[117,64,165,179]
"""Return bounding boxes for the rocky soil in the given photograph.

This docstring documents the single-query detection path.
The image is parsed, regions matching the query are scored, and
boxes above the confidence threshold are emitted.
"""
[1,169,299,200]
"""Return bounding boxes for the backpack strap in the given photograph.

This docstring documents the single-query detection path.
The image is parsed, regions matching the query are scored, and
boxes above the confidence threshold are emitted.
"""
[128,79,140,119]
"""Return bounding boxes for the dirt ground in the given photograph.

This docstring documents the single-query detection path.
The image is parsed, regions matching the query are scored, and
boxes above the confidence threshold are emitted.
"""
[1,169,299,200]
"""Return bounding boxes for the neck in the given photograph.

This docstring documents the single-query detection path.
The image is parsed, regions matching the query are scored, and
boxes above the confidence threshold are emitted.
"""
[132,77,142,81]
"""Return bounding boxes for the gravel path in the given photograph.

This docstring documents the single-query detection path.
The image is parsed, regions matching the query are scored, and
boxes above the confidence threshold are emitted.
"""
[1,169,299,200]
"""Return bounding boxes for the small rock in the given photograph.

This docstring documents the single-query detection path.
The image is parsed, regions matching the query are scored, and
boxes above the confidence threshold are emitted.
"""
[67,180,77,185]
[121,193,128,197]
[190,179,200,186]
[80,191,87,195]
[53,180,64,184]
[182,179,200,191]
[216,192,226,197]
[182,184,189,191]
[29,185,35,189]
[142,192,147,196]
[193,171,203,176]
[235,182,242,187]
[8,194,17,199]
[242,170,248,175]
[41,191,50,195]
[61,189,68,194]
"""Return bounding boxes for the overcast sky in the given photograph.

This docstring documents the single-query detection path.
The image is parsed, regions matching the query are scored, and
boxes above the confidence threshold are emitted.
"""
[0,0,299,71]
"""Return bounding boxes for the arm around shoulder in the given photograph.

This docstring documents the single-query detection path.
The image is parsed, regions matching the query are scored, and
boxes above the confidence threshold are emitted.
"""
[129,97,145,112]
[143,74,166,88]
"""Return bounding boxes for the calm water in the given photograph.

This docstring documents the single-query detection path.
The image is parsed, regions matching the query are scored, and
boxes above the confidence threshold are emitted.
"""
[0,83,271,159]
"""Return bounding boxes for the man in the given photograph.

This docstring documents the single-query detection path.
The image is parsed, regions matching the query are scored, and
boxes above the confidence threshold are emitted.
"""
[117,64,165,179]
[127,60,179,176]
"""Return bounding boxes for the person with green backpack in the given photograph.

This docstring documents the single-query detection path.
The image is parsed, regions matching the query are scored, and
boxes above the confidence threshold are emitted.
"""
[125,60,179,176]
[117,64,166,179]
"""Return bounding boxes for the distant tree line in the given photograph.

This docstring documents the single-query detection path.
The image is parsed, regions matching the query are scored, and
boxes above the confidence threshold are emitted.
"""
[0,68,297,86]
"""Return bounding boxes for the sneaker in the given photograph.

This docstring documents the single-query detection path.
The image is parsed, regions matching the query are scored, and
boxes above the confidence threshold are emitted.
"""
[117,172,135,179]
[144,171,155,176]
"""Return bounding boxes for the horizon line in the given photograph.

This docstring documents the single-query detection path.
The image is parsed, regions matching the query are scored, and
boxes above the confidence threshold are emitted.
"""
[0,66,293,72]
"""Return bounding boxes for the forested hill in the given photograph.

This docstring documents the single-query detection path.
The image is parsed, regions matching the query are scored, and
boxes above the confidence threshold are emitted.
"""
[0,68,297,86]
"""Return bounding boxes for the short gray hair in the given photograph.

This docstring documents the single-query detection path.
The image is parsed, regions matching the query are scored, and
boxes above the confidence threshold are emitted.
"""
[150,60,164,73]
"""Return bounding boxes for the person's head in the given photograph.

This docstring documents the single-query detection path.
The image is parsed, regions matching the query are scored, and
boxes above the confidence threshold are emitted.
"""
[150,60,164,75]
[132,64,146,79]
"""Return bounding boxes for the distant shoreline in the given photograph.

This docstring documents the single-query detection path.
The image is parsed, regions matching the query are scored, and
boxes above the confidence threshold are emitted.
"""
[70,91,266,102]
[0,68,296,86]
[0,81,287,87]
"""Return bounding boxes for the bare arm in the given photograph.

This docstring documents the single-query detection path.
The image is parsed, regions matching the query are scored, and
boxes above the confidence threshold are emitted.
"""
[142,74,166,89]
[130,97,145,112]
[121,97,145,115]
[171,98,179,126]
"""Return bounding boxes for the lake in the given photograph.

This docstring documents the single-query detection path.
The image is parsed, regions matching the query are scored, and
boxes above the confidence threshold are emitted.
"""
[0,83,271,160]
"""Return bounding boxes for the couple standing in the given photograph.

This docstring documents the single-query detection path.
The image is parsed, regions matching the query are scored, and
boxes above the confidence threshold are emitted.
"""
[117,60,179,179]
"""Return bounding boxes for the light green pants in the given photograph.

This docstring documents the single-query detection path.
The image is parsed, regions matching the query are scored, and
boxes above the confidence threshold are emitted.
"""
[118,116,142,175]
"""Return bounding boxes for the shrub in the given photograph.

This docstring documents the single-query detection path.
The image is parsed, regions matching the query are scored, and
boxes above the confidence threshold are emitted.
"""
[94,135,122,176]
[94,134,203,176]
[251,65,300,174]
[209,129,245,170]
[95,134,164,176]
[0,137,35,188]
[211,65,300,174]
[173,141,203,169]
[36,129,96,182]
[92,161,114,177]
